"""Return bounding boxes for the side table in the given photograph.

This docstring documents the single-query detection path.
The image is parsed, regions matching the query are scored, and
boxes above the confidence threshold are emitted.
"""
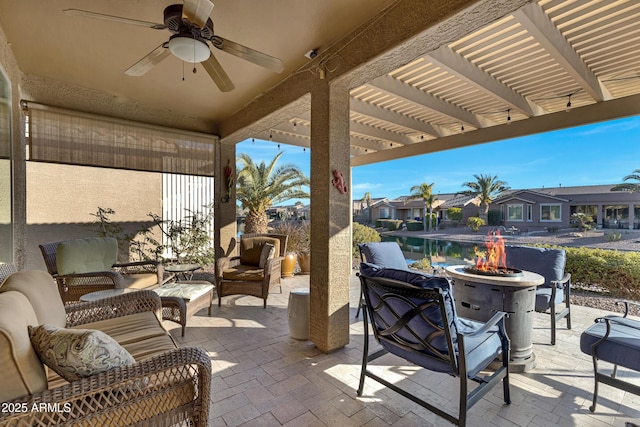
[164,263,201,281]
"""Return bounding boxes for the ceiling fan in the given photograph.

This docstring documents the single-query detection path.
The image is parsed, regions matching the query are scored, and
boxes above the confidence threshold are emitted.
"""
[64,0,284,92]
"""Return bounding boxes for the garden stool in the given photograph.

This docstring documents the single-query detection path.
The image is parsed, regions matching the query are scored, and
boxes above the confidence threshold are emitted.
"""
[288,288,310,340]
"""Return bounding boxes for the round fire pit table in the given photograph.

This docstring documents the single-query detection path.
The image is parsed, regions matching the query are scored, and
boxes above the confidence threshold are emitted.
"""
[446,265,544,372]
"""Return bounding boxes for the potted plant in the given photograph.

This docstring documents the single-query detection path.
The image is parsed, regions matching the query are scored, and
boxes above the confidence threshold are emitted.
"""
[270,220,310,277]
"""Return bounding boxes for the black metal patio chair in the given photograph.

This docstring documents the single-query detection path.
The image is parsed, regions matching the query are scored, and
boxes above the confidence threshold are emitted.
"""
[357,266,511,426]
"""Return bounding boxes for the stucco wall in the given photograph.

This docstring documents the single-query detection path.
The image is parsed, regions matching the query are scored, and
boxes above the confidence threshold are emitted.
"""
[26,162,161,270]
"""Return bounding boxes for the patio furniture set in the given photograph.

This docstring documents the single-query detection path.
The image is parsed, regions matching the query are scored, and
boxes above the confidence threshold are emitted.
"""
[356,241,640,426]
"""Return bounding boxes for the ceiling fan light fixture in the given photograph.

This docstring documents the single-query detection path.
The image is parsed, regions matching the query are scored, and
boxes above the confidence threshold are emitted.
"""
[169,35,210,63]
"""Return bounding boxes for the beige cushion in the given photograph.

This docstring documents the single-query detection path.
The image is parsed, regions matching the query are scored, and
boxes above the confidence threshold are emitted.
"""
[0,291,48,402]
[239,237,280,266]
[29,324,135,382]
[0,270,66,328]
[259,243,275,268]
[56,237,118,275]
[222,265,266,281]
[122,273,159,290]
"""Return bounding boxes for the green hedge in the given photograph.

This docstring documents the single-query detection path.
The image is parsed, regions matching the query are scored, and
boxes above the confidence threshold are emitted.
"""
[352,223,381,259]
[382,219,403,231]
[405,220,423,231]
[538,245,640,299]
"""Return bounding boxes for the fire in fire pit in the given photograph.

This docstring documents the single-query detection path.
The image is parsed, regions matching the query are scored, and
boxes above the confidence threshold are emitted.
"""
[463,231,523,277]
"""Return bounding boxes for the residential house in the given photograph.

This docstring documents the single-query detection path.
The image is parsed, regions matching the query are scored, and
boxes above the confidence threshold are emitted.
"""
[492,185,640,230]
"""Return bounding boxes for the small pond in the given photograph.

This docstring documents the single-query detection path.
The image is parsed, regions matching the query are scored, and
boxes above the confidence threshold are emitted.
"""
[381,235,478,267]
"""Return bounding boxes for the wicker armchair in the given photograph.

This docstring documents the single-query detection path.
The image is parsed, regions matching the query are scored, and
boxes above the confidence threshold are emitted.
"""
[39,238,164,303]
[215,233,288,308]
[0,271,210,427]
[0,262,17,282]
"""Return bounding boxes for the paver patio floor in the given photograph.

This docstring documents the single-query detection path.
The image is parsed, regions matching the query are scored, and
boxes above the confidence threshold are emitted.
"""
[168,274,640,426]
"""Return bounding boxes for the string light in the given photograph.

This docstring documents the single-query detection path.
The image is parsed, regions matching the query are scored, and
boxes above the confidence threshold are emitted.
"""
[506,109,511,125]
[293,121,297,130]
[269,130,273,141]
[460,123,465,134]
[277,143,281,150]
[252,138,255,144]
[566,94,572,112]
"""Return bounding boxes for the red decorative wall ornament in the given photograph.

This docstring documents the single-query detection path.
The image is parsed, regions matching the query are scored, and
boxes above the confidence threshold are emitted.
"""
[332,169,348,194]
[222,159,234,203]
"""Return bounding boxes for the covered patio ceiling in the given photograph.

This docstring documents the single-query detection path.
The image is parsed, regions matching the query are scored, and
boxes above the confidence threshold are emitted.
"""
[1,0,639,166]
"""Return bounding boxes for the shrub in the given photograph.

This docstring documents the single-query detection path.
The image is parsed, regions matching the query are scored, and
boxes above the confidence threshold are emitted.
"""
[466,216,485,232]
[536,244,640,299]
[352,223,381,260]
[447,208,462,222]
[605,230,622,242]
[487,210,502,226]
[379,219,402,230]
[570,212,595,231]
[405,220,423,231]
[409,258,431,270]
[270,220,310,254]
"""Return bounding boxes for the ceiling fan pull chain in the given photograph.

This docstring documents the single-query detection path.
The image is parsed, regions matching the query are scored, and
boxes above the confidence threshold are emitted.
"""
[182,61,185,81]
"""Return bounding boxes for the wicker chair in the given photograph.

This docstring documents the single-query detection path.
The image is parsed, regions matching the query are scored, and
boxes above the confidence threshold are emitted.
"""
[0,262,17,282]
[39,238,164,303]
[215,233,288,308]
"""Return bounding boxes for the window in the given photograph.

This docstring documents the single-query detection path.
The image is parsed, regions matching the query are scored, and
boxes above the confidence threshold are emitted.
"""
[507,204,523,221]
[380,208,389,219]
[541,204,562,222]
[527,205,532,222]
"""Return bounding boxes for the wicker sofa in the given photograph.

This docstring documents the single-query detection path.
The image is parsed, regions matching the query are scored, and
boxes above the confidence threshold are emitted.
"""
[0,270,210,426]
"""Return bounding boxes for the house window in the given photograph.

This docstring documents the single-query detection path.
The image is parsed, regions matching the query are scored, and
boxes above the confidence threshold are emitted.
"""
[527,205,532,222]
[380,207,389,219]
[541,204,561,222]
[507,204,523,221]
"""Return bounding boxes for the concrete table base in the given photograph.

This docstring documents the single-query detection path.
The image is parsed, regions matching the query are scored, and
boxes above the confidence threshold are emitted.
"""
[446,266,544,372]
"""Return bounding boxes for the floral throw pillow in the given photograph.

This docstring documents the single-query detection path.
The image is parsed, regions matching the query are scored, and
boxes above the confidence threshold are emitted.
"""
[28,324,135,382]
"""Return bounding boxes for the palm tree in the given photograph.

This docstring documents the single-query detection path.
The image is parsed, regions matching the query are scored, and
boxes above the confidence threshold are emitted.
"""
[459,174,509,223]
[410,183,436,232]
[236,152,310,234]
[360,192,373,224]
[612,169,640,193]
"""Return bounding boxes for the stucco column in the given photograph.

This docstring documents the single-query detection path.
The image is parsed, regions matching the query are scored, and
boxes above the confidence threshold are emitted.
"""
[309,79,351,352]
[630,203,634,230]
[214,141,237,261]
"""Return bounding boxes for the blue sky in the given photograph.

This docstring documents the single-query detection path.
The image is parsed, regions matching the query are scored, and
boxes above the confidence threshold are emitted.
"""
[236,115,640,204]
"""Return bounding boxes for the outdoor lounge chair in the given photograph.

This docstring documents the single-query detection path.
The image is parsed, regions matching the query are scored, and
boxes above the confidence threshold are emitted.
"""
[355,241,409,318]
[215,233,287,308]
[505,245,571,345]
[39,237,164,303]
[580,301,640,412]
[357,264,511,427]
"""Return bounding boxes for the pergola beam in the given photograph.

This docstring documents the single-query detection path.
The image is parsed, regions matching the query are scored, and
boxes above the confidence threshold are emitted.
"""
[369,75,497,129]
[350,92,640,166]
[513,2,612,102]
[427,45,546,117]
[350,98,440,137]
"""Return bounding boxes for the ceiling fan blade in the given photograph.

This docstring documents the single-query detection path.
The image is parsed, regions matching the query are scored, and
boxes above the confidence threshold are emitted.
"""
[63,9,166,30]
[212,37,284,73]
[182,0,214,29]
[201,54,235,92]
[125,44,171,76]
